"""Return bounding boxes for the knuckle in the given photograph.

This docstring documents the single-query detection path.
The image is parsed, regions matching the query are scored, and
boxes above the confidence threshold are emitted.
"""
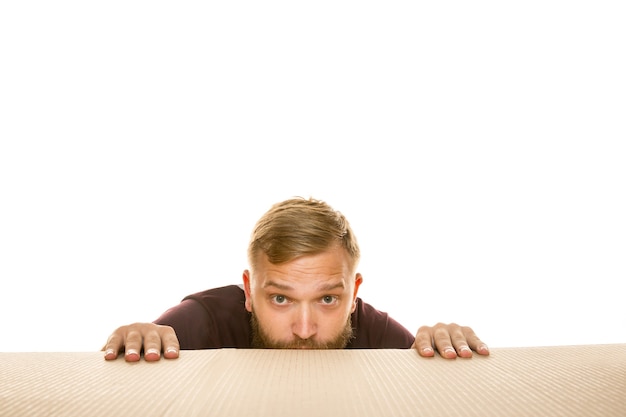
[417,325,432,333]
[143,331,161,346]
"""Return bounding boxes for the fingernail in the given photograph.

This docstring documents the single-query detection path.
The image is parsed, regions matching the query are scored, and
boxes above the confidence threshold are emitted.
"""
[126,349,139,356]
[105,349,115,356]
[145,348,160,356]
[422,347,433,354]
[166,348,178,354]
[444,348,456,357]
[461,346,471,353]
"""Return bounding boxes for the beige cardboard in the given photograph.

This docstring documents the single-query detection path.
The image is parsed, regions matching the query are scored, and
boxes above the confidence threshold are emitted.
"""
[1,344,625,416]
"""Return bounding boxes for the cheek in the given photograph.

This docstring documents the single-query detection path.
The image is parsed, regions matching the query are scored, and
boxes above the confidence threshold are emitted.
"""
[253,302,288,331]
[317,306,352,331]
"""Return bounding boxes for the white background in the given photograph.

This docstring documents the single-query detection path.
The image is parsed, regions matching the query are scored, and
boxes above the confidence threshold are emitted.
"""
[1,1,624,352]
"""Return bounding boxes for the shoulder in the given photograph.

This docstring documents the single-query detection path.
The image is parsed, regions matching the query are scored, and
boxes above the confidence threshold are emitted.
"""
[352,298,393,327]
[153,284,246,328]
[184,284,246,304]
[349,298,415,348]
[155,284,251,349]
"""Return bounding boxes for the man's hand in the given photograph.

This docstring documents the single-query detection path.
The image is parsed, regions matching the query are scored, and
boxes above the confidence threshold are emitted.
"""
[102,323,180,362]
[412,323,490,359]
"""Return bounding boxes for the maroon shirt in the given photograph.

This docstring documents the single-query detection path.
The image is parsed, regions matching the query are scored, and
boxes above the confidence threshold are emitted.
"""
[154,285,415,349]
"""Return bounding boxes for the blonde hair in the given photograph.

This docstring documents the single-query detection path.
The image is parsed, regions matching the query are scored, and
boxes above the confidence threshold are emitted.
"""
[247,197,360,270]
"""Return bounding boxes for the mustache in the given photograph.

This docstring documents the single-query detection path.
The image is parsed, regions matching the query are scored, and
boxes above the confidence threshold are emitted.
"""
[282,338,328,349]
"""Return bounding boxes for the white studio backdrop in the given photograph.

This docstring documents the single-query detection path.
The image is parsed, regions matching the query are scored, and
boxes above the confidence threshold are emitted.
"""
[1,1,625,352]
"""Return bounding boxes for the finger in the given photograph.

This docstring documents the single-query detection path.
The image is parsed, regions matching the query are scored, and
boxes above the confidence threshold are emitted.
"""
[103,332,123,361]
[159,326,180,359]
[447,324,474,358]
[462,326,490,356]
[412,326,435,357]
[142,328,163,362]
[432,323,458,359]
[123,328,143,362]
[141,325,180,361]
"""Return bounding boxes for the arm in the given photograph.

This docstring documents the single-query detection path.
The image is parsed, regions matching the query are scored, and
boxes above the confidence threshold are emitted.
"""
[102,298,209,362]
[102,298,225,362]
[102,285,250,361]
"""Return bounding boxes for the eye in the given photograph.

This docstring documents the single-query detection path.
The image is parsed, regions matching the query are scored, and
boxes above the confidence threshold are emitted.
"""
[321,295,338,305]
[271,295,288,305]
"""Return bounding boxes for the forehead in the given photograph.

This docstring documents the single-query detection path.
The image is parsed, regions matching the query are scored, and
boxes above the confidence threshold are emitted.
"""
[252,246,354,289]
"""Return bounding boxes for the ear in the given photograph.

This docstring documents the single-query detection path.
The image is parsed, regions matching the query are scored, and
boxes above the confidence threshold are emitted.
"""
[351,273,363,313]
[243,270,253,312]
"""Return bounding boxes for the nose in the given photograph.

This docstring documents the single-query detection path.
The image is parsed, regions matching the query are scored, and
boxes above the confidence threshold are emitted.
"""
[292,303,317,340]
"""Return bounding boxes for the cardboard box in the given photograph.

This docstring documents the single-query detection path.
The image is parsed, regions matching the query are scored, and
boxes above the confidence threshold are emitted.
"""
[1,344,625,416]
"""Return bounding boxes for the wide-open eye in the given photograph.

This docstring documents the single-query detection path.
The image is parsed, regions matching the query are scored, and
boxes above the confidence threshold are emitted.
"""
[271,294,288,305]
[321,295,338,305]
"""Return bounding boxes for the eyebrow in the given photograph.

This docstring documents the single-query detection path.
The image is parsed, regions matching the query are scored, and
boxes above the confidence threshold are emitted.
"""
[263,280,293,291]
[263,280,346,292]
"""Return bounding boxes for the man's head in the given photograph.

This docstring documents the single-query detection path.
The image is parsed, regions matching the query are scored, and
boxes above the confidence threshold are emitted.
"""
[246,197,360,270]
[243,197,363,349]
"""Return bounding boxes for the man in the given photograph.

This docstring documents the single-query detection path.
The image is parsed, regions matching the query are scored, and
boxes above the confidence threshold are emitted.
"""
[104,197,490,362]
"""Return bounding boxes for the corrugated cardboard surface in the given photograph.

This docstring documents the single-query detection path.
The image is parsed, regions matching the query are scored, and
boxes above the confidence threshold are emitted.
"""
[1,344,625,416]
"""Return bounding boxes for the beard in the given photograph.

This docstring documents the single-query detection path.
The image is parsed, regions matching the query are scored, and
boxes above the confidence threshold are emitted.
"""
[250,308,354,349]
